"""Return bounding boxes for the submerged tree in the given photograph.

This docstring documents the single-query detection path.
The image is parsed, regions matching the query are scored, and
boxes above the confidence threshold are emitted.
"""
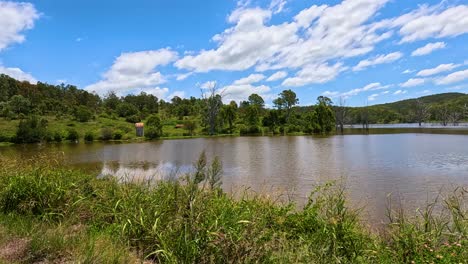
[335,97,348,134]
[414,99,430,126]
[315,96,336,134]
[202,83,223,136]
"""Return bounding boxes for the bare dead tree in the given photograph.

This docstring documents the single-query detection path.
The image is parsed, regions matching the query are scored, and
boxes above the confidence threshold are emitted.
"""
[436,104,450,126]
[201,82,224,136]
[335,97,348,134]
[414,99,430,127]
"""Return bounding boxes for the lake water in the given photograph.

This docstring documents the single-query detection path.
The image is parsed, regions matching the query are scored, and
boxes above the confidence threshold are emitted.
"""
[1,131,467,225]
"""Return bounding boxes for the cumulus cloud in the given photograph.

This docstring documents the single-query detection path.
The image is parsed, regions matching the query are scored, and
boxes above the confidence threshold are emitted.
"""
[200,81,217,89]
[176,72,193,81]
[322,82,391,99]
[269,0,288,14]
[411,42,446,56]
[0,65,37,83]
[368,93,379,101]
[0,1,39,51]
[400,78,425,87]
[222,83,271,103]
[416,63,460,77]
[392,5,468,43]
[85,48,178,96]
[435,69,468,85]
[393,89,407,95]
[353,52,403,71]
[282,63,345,87]
[233,73,265,85]
[266,71,287,82]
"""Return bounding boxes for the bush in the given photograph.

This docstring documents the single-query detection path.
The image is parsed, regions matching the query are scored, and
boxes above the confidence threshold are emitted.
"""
[145,115,163,139]
[100,128,113,141]
[14,116,49,143]
[113,130,123,140]
[74,106,93,122]
[66,129,79,142]
[84,131,94,142]
[116,103,138,118]
[53,132,63,142]
[125,114,141,123]
[240,125,262,135]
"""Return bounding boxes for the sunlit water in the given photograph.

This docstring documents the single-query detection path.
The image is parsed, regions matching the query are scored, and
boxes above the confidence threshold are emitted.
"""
[1,130,467,225]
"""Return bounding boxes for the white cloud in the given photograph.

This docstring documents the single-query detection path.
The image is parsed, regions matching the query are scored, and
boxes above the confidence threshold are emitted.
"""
[435,69,468,85]
[85,48,178,96]
[368,93,379,101]
[353,52,403,71]
[222,83,271,103]
[402,69,414,74]
[393,90,407,95]
[139,87,169,99]
[393,5,468,43]
[282,63,345,87]
[176,72,193,81]
[411,42,446,56]
[266,71,287,81]
[176,0,392,80]
[233,73,265,85]
[200,81,217,89]
[168,90,186,99]
[269,0,288,14]
[322,82,391,100]
[0,1,39,51]
[400,78,425,87]
[0,65,37,83]
[416,63,460,77]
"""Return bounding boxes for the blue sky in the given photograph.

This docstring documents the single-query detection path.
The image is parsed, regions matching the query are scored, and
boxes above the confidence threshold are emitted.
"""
[0,0,467,106]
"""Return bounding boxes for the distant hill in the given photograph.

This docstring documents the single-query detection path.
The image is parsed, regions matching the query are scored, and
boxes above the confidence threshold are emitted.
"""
[374,92,468,111]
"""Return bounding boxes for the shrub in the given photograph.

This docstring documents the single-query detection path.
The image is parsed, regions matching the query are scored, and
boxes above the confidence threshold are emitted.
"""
[74,106,93,122]
[84,131,94,142]
[145,115,163,139]
[66,128,79,142]
[53,131,63,142]
[100,127,113,141]
[14,116,49,143]
[240,125,261,135]
[116,103,138,118]
[113,130,123,140]
[125,114,141,123]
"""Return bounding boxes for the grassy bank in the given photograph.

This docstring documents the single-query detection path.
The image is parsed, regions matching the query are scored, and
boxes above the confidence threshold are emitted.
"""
[0,156,466,263]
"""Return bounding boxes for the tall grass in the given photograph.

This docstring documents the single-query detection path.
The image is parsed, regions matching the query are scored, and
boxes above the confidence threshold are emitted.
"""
[0,154,466,263]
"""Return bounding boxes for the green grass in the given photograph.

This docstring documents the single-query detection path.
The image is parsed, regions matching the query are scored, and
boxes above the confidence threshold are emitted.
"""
[0,155,466,263]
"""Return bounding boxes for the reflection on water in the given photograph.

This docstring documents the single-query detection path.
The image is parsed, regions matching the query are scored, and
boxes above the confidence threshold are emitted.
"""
[98,161,192,183]
[1,131,467,225]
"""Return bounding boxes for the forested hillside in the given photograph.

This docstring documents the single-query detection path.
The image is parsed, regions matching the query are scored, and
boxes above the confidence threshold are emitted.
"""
[0,74,467,143]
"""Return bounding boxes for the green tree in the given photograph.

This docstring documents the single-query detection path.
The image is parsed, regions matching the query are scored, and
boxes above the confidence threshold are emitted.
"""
[248,94,265,109]
[14,116,48,143]
[145,115,163,139]
[221,101,237,134]
[74,106,93,122]
[274,89,298,123]
[9,95,31,116]
[117,102,139,118]
[314,96,336,134]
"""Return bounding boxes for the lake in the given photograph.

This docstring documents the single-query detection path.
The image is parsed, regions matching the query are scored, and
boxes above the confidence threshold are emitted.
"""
[1,131,467,225]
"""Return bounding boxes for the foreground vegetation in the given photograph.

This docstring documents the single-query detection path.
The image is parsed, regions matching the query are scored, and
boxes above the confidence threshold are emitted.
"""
[1,74,467,144]
[0,155,466,263]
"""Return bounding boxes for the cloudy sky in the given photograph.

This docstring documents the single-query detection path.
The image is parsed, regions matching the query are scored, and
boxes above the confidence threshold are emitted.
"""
[1,0,467,106]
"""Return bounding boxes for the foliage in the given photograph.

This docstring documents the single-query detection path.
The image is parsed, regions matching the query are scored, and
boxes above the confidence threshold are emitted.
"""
[145,115,163,139]
[100,128,113,141]
[66,128,79,142]
[74,106,93,122]
[84,131,94,142]
[14,116,49,143]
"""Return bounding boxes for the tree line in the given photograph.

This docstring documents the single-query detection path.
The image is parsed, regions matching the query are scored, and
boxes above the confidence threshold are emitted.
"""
[0,74,467,143]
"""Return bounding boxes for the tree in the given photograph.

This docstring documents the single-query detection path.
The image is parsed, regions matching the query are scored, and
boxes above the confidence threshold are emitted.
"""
[314,96,336,134]
[434,104,450,126]
[248,94,265,109]
[14,116,48,143]
[103,91,120,110]
[335,97,348,134]
[74,105,93,122]
[116,102,138,118]
[146,115,163,139]
[8,95,31,116]
[274,89,298,123]
[262,110,281,133]
[414,99,430,126]
[184,120,197,136]
[221,101,237,134]
[202,84,223,136]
